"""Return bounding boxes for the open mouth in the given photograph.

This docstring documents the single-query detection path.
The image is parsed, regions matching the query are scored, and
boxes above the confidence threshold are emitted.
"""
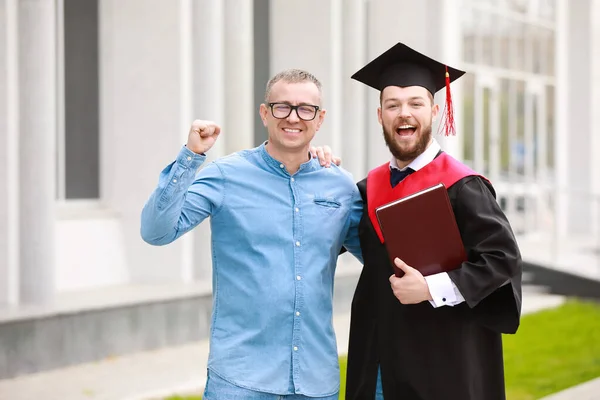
[396,125,417,136]
[282,128,302,134]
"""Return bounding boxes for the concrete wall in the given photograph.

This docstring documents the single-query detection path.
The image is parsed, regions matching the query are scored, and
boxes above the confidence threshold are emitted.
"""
[0,0,19,305]
[99,0,189,285]
[591,0,600,239]
[0,294,211,379]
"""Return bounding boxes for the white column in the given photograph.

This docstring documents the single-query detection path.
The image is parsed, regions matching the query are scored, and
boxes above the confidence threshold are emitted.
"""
[437,0,464,160]
[194,0,225,160]
[18,0,57,303]
[342,0,367,180]
[566,0,591,235]
[554,0,568,244]
[590,0,600,241]
[329,0,343,162]
[224,0,253,153]
[270,0,338,151]
[192,0,225,281]
[0,0,20,306]
[366,0,414,169]
[179,0,194,283]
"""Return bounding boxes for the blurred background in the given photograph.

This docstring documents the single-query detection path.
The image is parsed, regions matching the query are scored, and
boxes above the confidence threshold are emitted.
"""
[0,0,599,399]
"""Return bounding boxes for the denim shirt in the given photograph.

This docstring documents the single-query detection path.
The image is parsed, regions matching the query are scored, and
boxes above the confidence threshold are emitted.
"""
[141,143,363,396]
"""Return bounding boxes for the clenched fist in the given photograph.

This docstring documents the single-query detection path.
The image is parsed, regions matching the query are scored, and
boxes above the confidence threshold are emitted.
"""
[187,120,221,155]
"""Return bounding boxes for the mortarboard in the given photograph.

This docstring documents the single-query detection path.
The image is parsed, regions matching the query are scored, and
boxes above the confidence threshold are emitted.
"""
[351,42,466,136]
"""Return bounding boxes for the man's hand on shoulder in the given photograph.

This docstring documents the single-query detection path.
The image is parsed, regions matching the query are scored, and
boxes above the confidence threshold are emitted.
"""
[187,120,221,155]
[310,145,341,168]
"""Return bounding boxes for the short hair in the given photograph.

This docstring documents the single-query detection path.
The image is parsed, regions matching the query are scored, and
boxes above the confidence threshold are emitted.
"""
[264,69,323,103]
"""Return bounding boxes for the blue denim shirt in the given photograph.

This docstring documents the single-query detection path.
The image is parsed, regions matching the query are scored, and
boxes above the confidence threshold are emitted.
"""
[141,143,363,396]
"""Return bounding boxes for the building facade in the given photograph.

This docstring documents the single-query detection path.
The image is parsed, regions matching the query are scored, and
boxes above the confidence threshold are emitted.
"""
[0,0,599,378]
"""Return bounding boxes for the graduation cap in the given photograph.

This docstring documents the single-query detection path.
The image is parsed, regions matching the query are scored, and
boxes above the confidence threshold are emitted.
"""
[351,42,466,136]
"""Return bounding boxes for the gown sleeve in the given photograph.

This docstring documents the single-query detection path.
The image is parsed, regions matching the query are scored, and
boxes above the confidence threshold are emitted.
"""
[447,175,523,334]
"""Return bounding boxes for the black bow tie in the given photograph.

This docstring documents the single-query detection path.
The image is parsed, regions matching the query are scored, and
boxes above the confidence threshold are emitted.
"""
[390,167,414,187]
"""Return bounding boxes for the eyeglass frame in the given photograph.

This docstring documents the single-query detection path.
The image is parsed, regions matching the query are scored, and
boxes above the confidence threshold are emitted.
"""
[267,102,321,121]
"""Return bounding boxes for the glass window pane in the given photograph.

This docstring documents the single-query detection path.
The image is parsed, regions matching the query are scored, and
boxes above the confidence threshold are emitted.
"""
[538,0,556,22]
[483,87,491,174]
[480,13,494,66]
[507,0,529,14]
[532,95,538,171]
[535,27,555,76]
[500,79,511,174]
[509,20,526,72]
[514,80,526,176]
[64,0,100,199]
[525,24,536,73]
[462,73,476,167]
[462,7,476,63]
[545,85,555,170]
[497,16,511,70]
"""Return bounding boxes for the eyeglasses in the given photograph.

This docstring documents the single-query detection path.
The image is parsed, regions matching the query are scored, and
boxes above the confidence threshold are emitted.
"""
[268,102,320,121]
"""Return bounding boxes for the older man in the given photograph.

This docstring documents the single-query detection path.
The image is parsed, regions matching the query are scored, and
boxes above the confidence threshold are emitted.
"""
[141,69,362,399]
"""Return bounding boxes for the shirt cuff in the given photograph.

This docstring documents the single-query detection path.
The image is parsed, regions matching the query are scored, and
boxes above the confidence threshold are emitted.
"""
[425,272,464,308]
[177,145,206,170]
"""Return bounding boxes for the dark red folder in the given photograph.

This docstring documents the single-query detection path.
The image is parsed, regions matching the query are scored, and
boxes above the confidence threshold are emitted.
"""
[375,183,467,277]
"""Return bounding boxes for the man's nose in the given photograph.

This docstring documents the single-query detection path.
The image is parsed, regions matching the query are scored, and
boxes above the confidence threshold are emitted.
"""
[286,108,300,122]
[398,106,411,119]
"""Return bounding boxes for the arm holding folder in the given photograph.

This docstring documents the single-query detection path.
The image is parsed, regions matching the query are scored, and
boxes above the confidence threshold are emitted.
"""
[376,183,467,306]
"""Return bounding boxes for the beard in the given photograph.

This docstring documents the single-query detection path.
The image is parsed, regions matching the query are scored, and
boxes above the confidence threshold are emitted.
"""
[382,121,432,162]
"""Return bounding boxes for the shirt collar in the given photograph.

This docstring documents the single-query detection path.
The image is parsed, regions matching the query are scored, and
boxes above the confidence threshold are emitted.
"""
[259,141,319,175]
[390,139,441,172]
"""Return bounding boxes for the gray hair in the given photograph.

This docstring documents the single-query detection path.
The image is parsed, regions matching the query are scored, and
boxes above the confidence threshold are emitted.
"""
[264,69,323,104]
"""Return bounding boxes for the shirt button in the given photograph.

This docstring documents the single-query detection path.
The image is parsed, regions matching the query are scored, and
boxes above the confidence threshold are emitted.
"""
[187,156,192,161]
[296,311,300,316]
[291,177,295,182]
[293,346,298,351]
[173,179,177,183]
[442,298,447,302]
[295,208,299,212]
[295,241,300,246]
[296,275,302,281]
[279,164,284,168]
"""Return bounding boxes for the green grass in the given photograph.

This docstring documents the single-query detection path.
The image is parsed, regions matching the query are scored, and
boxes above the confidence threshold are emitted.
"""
[167,299,600,400]
[503,299,600,400]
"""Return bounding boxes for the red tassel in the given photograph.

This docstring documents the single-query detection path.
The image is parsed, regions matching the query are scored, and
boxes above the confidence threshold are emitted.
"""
[438,65,456,137]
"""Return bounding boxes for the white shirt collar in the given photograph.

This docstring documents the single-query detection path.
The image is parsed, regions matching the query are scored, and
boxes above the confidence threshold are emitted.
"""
[390,139,441,171]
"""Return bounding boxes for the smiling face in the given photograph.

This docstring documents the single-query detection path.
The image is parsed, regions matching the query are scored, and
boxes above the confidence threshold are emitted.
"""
[260,79,325,156]
[378,85,439,164]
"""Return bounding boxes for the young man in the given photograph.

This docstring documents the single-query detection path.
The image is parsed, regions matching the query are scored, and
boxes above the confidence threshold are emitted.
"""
[345,43,523,400]
[140,69,362,399]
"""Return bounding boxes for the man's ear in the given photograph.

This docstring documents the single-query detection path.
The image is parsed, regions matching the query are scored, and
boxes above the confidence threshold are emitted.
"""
[316,109,327,131]
[377,106,383,125]
[432,103,440,120]
[259,103,268,127]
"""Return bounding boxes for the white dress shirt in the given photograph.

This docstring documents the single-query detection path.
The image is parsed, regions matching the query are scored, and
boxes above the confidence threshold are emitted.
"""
[389,139,466,308]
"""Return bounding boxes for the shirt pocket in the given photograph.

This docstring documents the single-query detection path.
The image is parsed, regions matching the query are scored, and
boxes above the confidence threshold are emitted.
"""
[313,196,342,214]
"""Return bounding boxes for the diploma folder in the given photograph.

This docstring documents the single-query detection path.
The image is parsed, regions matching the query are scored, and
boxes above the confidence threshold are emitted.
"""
[375,183,467,277]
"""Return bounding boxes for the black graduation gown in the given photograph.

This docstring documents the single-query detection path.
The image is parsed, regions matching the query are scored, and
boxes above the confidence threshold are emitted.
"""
[345,173,523,400]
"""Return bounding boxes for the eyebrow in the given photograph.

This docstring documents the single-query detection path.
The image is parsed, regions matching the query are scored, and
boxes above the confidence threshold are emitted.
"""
[272,101,318,106]
[384,96,426,103]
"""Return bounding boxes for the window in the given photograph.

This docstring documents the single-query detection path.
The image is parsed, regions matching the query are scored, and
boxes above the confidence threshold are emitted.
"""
[57,0,100,200]
[460,0,557,235]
